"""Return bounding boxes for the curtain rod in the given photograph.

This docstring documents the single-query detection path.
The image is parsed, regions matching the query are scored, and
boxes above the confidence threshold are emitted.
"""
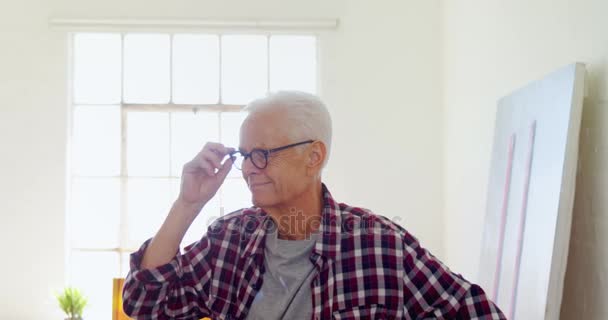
[49,18,339,30]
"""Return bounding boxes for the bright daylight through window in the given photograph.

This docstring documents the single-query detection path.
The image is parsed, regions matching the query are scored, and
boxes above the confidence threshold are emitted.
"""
[69,32,318,320]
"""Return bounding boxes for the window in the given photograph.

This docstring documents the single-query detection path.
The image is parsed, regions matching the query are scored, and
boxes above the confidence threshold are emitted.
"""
[68,32,318,320]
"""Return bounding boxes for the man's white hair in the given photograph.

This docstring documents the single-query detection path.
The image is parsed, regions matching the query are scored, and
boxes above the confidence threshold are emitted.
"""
[245,91,332,167]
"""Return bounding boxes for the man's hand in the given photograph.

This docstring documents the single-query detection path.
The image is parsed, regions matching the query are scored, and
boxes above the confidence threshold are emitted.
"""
[139,142,235,270]
[177,142,235,212]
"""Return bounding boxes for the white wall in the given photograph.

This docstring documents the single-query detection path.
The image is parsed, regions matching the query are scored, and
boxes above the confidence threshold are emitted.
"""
[0,0,443,318]
[322,0,444,259]
[443,0,608,318]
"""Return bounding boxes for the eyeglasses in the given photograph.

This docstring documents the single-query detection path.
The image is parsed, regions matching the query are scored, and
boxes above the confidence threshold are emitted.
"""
[228,140,314,170]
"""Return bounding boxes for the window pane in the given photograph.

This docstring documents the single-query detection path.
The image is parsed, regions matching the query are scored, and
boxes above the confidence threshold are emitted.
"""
[182,194,220,249]
[121,252,132,278]
[127,112,170,177]
[220,112,247,148]
[126,178,173,248]
[124,34,170,103]
[170,112,219,177]
[72,105,121,176]
[73,33,121,104]
[222,178,252,214]
[221,112,248,178]
[70,251,119,320]
[172,35,220,104]
[221,35,268,104]
[269,36,317,94]
[70,178,120,248]
[170,176,181,200]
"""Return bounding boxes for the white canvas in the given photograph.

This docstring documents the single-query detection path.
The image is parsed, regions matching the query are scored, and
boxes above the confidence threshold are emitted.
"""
[479,63,586,320]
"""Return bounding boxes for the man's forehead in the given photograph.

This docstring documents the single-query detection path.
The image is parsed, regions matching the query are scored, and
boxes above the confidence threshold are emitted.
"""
[238,113,290,150]
[238,136,291,151]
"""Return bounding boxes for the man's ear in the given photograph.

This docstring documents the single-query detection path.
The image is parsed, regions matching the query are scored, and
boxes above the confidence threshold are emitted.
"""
[307,141,326,175]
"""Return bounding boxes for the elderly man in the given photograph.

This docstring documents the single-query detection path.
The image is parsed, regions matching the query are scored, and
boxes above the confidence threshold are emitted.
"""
[123,91,505,319]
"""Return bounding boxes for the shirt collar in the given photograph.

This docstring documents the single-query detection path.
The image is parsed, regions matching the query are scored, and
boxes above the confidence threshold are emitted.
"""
[313,183,342,260]
[247,183,342,261]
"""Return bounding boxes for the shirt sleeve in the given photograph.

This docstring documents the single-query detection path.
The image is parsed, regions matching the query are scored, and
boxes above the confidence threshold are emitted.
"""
[401,233,506,319]
[122,234,214,319]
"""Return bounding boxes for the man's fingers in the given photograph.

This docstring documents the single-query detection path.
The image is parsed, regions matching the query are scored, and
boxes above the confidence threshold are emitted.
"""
[216,156,234,181]
[200,143,235,166]
[183,143,236,177]
[199,158,217,176]
[200,152,233,176]
[205,143,234,156]
[202,151,223,170]
[183,155,214,176]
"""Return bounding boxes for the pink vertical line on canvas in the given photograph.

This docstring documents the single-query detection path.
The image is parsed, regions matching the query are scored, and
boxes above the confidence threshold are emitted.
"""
[509,120,537,319]
[492,134,516,302]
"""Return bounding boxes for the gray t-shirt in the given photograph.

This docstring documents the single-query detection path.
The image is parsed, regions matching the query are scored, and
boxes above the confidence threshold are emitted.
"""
[245,227,318,320]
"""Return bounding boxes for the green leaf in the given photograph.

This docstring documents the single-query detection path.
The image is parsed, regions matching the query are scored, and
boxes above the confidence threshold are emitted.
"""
[55,286,88,318]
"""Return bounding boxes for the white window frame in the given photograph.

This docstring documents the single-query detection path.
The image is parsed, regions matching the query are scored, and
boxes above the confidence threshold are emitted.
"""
[67,29,323,280]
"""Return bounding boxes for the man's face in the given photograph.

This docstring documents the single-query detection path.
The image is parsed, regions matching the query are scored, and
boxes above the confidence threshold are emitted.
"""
[238,109,311,209]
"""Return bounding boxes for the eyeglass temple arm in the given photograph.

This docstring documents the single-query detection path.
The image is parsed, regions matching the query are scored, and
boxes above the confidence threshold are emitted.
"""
[267,140,315,153]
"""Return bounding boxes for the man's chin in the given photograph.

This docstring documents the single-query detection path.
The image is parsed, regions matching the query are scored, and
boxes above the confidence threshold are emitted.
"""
[252,195,276,208]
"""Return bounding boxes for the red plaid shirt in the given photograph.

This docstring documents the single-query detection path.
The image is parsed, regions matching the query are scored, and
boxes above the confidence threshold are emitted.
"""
[123,184,505,319]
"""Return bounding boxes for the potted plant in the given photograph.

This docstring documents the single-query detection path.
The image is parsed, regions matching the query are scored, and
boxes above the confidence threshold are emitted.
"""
[56,287,88,320]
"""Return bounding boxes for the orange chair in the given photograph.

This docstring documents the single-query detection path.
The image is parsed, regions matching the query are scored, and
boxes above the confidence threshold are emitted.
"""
[112,278,211,320]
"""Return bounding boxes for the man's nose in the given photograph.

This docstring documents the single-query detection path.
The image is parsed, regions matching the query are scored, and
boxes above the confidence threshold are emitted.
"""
[241,155,259,177]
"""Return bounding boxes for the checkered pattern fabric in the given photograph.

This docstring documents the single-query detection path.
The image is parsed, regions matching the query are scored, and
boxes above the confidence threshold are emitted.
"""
[123,184,505,319]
